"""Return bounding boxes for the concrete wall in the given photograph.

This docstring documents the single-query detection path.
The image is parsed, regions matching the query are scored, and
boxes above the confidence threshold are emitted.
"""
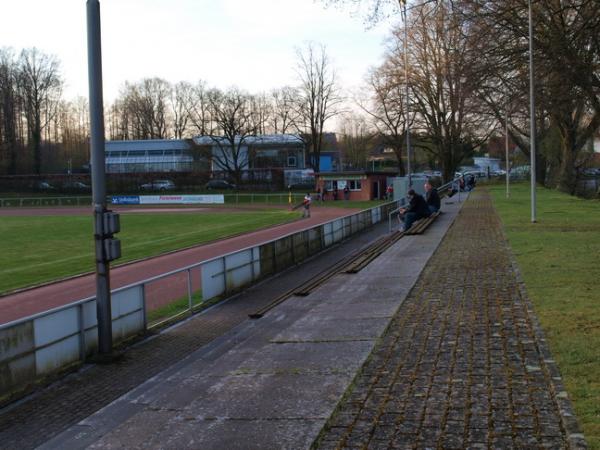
[0,289,145,400]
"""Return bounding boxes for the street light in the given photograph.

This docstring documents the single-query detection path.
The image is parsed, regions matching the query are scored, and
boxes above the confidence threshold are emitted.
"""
[87,0,121,358]
[528,0,537,222]
[400,0,412,187]
[505,105,510,199]
[398,0,440,187]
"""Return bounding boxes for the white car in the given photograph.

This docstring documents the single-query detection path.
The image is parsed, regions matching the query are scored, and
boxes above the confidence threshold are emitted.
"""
[140,179,176,191]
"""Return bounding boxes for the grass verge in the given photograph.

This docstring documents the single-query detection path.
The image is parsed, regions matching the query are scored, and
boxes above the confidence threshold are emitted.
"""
[0,209,299,294]
[489,183,600,449]
[147,291,203,326]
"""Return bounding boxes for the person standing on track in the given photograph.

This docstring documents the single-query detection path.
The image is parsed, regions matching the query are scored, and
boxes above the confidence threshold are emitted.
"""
[303,192,312,218]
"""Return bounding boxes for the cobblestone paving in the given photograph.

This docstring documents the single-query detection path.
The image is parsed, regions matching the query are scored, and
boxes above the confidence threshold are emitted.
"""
[0,224,386,450]
[315,192,586,450]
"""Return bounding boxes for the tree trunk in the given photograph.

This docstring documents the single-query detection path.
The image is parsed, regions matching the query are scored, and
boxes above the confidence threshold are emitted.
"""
[536,152,547,187]
[556,137,577,194]
[33,116,42,175]
[394,142,406,176]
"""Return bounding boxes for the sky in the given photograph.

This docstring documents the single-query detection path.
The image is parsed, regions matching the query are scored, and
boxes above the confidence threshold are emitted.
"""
[0,0,393,103]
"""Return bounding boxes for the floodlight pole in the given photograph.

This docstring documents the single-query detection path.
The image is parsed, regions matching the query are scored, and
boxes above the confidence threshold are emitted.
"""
[505,107,510,198]
[528,0,537,222]
[401,0,412,187]
[87,0,112,355]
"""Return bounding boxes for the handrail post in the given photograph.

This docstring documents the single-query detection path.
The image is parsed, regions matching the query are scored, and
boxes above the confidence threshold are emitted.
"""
[141,284,147,330]
[78,303,86,362]
[187,269,193,313]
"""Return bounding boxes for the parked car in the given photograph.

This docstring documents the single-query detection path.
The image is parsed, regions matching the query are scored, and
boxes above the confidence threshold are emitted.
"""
[205,179,237,190]
[140,179,176,191]
[509,165,530,179]
[583,168,600,177]
[32,180,56,191]
[63,181,91,191]
[462,170,487,179]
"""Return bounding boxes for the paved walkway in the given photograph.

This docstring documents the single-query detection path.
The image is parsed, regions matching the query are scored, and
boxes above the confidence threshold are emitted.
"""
[0,192,585,449]
[0,205,357,325]
[315,192,585,449]
[34,195,465,449]
[0,213,389,450]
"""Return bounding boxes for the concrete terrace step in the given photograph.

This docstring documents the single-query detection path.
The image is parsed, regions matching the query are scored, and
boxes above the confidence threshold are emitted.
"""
[34,198,465,449]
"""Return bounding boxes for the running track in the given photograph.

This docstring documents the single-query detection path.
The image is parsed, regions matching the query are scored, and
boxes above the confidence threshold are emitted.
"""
[0,206,359,325]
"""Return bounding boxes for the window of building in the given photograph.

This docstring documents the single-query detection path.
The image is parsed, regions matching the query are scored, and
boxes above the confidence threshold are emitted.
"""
[287,156,297,167]
[349,180,362,191]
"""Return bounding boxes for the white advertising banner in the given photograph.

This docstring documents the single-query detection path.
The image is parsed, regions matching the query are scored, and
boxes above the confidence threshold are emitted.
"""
[138,195,224,204]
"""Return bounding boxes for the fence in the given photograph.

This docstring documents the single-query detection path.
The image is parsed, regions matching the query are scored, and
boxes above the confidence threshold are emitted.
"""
[0,196,93,207]
[0,201,396,398]
[0,193,317,208]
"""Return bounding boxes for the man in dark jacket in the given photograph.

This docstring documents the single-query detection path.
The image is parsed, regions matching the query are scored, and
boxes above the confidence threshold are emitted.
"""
[399,189,430,231]
[424,181,441,214]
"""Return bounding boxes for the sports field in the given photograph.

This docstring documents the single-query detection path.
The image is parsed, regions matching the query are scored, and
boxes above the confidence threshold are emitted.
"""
[489,183,600,448]
[0,208,299,294]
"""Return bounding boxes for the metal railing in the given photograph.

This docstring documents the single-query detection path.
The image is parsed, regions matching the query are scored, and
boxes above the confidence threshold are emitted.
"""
[0,193,319,207]
[0,192,392,208]
[0,200,396,397]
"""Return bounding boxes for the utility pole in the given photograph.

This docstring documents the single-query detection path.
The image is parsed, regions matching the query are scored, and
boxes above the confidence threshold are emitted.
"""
[505,108,510,199]
[87,0,121,357]
[401,0,412,187]
[528,0,537,222]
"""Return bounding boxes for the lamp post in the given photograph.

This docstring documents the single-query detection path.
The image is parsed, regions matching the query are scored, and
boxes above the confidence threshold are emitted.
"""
[87,0,121,357]
[505,107,510,198]
[528,0,537,222]
[401,0,412,187]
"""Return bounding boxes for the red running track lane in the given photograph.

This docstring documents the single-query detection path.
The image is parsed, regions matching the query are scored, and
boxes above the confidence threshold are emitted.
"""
[0,207,360,325]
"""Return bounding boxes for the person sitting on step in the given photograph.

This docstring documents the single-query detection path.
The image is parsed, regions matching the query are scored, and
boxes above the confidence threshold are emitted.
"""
[424,181,441,215]
[399,189,430,232]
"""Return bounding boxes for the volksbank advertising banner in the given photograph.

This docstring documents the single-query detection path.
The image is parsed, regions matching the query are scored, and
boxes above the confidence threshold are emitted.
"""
[111,195,225,205]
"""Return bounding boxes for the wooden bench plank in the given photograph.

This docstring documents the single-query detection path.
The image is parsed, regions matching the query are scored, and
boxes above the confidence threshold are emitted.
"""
[405,211,440,235]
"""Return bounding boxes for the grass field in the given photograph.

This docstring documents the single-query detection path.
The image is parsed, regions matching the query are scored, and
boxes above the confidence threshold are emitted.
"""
[489,183,600,448]
[0,209,299,294]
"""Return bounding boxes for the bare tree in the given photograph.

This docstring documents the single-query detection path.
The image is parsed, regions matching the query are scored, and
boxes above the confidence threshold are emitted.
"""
[338,113,373,169]
[248,92,272,135]
[269,87,298,134]
[0,48,21,174]
[171,81,192,139]
[19,48,62,175]
[56,97,90,171]
[294,42,343,172]
[185,80,213,136]
[359,64,414,175]
[117,78,172,140]
[461,0,600,193]
[208,87,255,184]
[394,1,493,181]
[322,0,439,24]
